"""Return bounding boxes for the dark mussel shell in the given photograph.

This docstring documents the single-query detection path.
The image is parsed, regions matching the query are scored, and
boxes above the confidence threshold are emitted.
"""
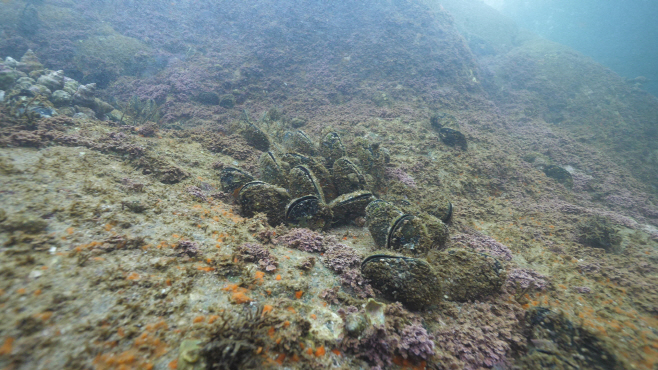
[361,253,442,310]
[259,151,288,188]
[387,213,449,256]
[429,248,506,302]
[285,195,333,231]
[333,157,367,195]
[238,181,290,226]
[438,127,467,150]
[286,130,317,156]
[387,215,421,253]
[219,167,255,197]
[328,190,376,225]
[289,165,325,202]
[365,200,404,249]
[320,132,346,167]
[243,121,271,151]
[282,154,336,202]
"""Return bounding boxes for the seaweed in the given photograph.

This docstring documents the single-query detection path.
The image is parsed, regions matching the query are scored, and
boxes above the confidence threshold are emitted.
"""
[116,95,161,126]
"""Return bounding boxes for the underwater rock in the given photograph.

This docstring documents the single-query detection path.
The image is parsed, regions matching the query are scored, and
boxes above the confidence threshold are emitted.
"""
[429,112,457,130]
[430,248,506,302]
[0,64,22,90]
[4,57,19,68]
[28,84,51,97]
[50,90,72,107]
[62,78,80,95]
[196,91,219,105]
[289,116,307,128]
[438,127,467,150]
[542,165,574,188]
[219,94,235,108]
[577,215,622,253]
[520,308,621,370]
[178,340,205,370]
[361,253,442,310]
[17,50,43,73]
[37,70,65,91]
[73,83,96,107]
[0,214,48,234]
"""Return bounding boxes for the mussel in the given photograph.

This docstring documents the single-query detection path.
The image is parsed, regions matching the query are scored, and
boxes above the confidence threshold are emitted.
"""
[320,132,346,167]
[361,253,442,310]
[285,195,333,231]
[328,190,376,225]
[333,158,367,195]
[288,165,325,202]
[219,167,255,197]
[238,181,290,225]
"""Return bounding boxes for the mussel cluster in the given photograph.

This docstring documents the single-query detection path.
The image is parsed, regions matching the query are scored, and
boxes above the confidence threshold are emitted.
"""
[219,125,506,310]
[220,130,378,231]
[360,178,505,309]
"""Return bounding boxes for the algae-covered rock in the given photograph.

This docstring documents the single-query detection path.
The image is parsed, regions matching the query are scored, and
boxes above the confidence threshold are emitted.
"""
[543,164,574,188]
[430,248,506,302]
[577,215,622,253]
[178,340,206,370]
[520,308,623,370]
[1,214,48,234]
[219,94,235,108]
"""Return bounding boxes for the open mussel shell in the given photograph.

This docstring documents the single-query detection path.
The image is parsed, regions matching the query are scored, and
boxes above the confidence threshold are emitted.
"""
[320,132,346,167]
[259,151,288,188]
[365,200,404,248]
[422,197,453,224]
[289,165,325,202]
[243,121,271,151]
[282,153,336,202]
[333,157,367,195]
[386,213,449,256]
[361,253,442,310]
[328,190,376,225]
[387,215,422,253]
[238,181,290,226]
[285,195,333,231]
[285,130,317,156]
[219,167,255,197]
[428,248,506,302]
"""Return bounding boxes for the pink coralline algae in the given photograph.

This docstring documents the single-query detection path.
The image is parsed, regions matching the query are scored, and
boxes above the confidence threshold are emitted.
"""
[276,229,373,297]
[186,185,207,201]
[505,268,548,291]
[235,243,278,272]
[385,167,417,188]
[175,240,200,257]
[274,228,331,253]
[434,302,524,370]
[572,286,592,294]
[398,323,436,360]
[323,243,374,298]
[451,233,513,261]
